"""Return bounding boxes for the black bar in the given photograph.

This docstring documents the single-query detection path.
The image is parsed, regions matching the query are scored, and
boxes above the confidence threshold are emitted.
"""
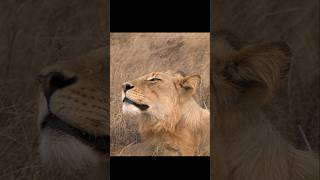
[110,157,210,179]
[111,0,210,32]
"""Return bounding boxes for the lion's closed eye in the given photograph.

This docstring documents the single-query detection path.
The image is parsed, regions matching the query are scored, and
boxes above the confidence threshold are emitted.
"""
[147,77,162,82]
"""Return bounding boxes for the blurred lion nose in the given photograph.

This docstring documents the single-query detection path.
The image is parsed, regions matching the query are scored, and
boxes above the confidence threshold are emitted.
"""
[122,83,134,92]
[38,72,77,99]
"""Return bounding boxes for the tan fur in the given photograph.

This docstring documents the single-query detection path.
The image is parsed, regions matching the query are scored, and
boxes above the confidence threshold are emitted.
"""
[120,71,210,156]
[37,48,108,180]
[212,32,319,180]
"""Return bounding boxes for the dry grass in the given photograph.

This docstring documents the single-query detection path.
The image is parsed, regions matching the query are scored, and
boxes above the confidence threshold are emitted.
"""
[110,33,210,155]
[0,80,42,179]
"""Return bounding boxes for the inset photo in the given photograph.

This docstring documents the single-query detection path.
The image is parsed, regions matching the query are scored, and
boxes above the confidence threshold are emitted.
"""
[110,33,210,156]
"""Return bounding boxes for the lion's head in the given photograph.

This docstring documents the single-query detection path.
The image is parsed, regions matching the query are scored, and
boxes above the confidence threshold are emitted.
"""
[37,48,108,179]
[120,70,209,156]
[122,71,201,132]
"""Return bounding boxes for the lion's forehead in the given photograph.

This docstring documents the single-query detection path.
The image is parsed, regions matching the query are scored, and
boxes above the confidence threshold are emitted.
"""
[141,72,161,79]
[133,71,174,81]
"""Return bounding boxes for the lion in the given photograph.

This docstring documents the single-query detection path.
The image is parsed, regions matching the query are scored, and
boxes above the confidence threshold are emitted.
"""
[37,48,109,180]
[211,32,319,180]
[119,70,210,156]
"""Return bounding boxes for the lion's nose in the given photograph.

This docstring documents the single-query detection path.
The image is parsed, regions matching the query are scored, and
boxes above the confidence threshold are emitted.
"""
[38,72,77,99]
[122,83,134,92]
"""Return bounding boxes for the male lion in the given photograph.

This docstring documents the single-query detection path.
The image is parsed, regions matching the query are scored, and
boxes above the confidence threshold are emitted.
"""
[37,48,109,180]
[119,71,210,156]
[211,32,319,180]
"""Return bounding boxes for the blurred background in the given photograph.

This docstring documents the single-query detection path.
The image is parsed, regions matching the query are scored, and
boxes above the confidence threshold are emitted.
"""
[0,0,106,179]
[213,0,319,153]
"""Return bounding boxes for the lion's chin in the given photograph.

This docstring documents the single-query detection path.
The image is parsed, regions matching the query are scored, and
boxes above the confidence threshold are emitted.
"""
[122,103,143,115]
[39,129,100,171]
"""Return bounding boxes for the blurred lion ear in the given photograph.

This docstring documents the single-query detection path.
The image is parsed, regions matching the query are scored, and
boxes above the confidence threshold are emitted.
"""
[223,41,291,103]
[175,71,186,77]
[180,75,201,95]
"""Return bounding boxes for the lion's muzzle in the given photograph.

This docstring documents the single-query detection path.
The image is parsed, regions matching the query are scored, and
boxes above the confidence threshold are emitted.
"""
[123,97,149,111]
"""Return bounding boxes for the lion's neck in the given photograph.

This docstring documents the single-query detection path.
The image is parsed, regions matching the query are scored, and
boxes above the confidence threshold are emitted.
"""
[214,108,319,180]
[138,99,210,155]
[215,106,265,137]
[179,99,209,132]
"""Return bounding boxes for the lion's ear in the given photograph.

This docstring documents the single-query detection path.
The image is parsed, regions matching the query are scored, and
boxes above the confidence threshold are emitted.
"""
[223,41,291,104]
[180,75,201,95]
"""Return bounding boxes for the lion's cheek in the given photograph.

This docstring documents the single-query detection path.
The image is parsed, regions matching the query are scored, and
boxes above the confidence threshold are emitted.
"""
[147,102,176,121]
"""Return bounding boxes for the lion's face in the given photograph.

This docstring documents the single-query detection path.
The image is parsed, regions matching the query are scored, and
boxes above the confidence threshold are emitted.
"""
[122,71,200,121]
[37,49,108,178]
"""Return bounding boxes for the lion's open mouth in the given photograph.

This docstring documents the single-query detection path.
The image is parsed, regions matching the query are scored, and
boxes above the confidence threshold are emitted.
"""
[41,113,109,153]
[123,97,149,111]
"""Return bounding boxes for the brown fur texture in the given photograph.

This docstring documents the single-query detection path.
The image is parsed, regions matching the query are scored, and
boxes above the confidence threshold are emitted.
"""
[213,0,319,154]
[37,48,108,180]
[119,71,210,156]
[211,32,319,180]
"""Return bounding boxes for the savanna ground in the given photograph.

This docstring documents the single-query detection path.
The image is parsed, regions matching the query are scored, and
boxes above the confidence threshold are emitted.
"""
[110,33,210,155]
[0,0,106,179]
